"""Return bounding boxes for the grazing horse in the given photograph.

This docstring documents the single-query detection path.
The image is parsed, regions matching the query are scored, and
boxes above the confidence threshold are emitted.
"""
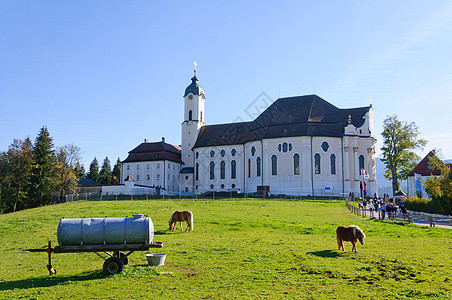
[169,211,193,232]
[336,225,366,252]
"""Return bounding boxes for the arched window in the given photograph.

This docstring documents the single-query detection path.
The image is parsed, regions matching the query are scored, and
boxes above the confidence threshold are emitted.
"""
[210,161,215,180]
[188,110,193,121]
[283,142,288,152]
[220,161,225,179]
[256,157,261,177]
[271,155,278,175]
[359,155,365,170]
[231,160,236,179]
[248,159,251,178]
[251,146,256,156]
[293,153,300,175]
[314,153,321,174]
[195,163,199,181]
[330,154,336,175]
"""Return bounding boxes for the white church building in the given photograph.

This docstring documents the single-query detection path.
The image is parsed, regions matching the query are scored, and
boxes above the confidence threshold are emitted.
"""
[121,67,377,197]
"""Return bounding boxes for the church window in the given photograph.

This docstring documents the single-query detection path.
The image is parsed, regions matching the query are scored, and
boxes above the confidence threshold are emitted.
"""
[248,159,251,178]
[168,163,170,169]
[278,144,282,152]
[195,163,199,181]
[293,154,300,175]
[168,174,171,181]
[147,175,150,181]
[283,143,288,153]
[210,184,214,189]
[220,161,226,179]
[359,155,365,170]
[321,142,329,152]
[221,184,225,189]
[210,150,215,158]
[157,174,160,180]
[137,164,140,170]
[330,154,336,175]
[232,184,236,188]
[221,150,225,157]
[196,185,198,190]
[231,160,237,179]
[185,176,189,180]
[157,163,160,169]
[257,157,261,177]
[210,161,215,180]
[127,165,130,171]
[251,146,256,156]
[189,110,193,121]
[147,164,150,169]
[185,187,189,192]
[136,175,140,181]
[271,155,278,175]
[289,143,293,151]
[314,153,321,174]
[231,149,236,156]
[196,152,199,159]
[200,111,203,122]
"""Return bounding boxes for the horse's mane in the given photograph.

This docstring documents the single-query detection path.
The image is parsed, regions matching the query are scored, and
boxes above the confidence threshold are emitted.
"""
[349,225,366,238]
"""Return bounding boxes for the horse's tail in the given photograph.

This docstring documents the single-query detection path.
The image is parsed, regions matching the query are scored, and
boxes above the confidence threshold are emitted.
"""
[189,211,193,231]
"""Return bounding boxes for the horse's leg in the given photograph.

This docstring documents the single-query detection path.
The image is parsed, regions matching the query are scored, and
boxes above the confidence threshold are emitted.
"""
[179,221,183,231]
[351,241,356,252]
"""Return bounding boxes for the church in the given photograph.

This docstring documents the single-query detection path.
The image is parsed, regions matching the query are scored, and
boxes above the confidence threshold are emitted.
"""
[120,67,377,197]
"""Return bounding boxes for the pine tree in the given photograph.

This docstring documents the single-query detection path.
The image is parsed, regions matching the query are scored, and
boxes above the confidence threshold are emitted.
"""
[28,127,55,208]
[87,157,100,184]
[55,144,82,202]
[112,158,121,184]
[73,161,86,179]
[99,157,112,184]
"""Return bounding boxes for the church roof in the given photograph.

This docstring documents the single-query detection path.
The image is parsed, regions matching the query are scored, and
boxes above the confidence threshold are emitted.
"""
[122,140,182,164]
[193,94,370,148]
[184,75,205,98]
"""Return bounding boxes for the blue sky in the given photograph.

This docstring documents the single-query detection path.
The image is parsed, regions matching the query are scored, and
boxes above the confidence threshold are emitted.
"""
[1,1,452,170]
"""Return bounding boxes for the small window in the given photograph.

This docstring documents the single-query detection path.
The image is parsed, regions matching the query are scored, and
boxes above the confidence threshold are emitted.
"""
[257,157,261,177]
[278,144,282,152]
[248,159,251,178]
[210,150,215,158]
[210,184,214,189]
[195,163,199,181]
[271,155,277,175]
[185,187,189,192]
[321,142,329,152]
[330,154,336,175]
[136,175,140,181]
[196,152,199,159]
[221,184,225,189]
[147,164,150,169]
[251,146,256,156]
[144,154,147,158]
[314,153,321,174]
[157,174,160,179]
[232,184,236,189]
[293,153,300,175]
[137,164,140,170]
[289,143,293,151]
[133,155,136,159]
[146,175,150,180]
[283,143,288,153]
[221,150,225,157]
[196,185,198,190]
[220,161,226,179]
[210,161,215,180]
[359,155,365,170]
[231,149,236,156]
[168,163,170,169]
[231,160,237,179]
[188,110,193,121]
[185,175,189,180]
[157,163,160,169]
[127,165,130,171]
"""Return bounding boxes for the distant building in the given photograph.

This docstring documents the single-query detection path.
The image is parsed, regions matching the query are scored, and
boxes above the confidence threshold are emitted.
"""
[121,67,377,197]
[407,150,450,198]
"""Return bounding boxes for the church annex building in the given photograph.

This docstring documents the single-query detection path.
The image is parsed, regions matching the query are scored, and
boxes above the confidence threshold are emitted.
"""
[120,68,377,197]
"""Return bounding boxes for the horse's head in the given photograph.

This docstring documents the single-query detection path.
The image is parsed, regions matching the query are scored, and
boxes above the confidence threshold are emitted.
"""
[168,220,173,230]
[351,225,366,245]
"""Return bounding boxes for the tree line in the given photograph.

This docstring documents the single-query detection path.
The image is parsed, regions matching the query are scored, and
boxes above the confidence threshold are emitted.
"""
[0,126,121,214]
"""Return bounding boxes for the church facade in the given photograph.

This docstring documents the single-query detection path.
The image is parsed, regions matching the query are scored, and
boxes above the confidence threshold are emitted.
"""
[121,68,377,197]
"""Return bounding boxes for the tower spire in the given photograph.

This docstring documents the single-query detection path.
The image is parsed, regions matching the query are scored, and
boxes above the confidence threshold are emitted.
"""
[193,61,198,77]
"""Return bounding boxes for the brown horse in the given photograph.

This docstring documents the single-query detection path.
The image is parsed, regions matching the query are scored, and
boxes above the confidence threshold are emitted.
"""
[336,225,366,252]
[169,211,193,232]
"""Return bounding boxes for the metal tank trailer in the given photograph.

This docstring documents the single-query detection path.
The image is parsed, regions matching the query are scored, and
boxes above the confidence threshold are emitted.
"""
[24,214,163,275]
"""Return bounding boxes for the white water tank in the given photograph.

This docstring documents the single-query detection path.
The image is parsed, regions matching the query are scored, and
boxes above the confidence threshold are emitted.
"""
[57,214,154,246]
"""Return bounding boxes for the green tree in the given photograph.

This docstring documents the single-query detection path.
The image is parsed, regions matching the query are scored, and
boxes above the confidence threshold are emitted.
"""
[73,161,86,179]
[28,127,56,208]
[424,153,452,215]
[381,115,427,196]
[112,158,121,184]
[87,157,100,183]
[55,144,82,202]
[99,157,112,184]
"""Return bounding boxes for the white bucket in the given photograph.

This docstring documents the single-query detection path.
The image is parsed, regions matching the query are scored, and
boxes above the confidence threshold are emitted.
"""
[146,253,166,266]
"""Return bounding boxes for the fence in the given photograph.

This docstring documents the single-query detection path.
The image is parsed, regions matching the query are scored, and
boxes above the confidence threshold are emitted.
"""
[345,200,452,228]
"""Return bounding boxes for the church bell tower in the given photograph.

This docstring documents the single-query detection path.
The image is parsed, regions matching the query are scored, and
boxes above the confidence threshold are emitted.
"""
[181,62,205,168]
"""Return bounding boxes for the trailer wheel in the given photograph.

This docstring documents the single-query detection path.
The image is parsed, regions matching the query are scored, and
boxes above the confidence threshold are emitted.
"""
[114,251,129,265]
[103,257,124,275]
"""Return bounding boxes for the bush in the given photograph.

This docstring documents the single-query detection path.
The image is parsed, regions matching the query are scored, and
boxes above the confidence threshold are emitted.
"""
[405,197,433,213]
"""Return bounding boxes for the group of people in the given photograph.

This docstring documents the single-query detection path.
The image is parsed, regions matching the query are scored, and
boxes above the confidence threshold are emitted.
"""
[358,198,407,220]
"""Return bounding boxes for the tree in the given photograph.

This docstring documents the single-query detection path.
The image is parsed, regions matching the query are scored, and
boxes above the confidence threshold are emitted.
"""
[380,115,427,196]
[112,158,121,184]
[87,157,100,183]
[54,144,82,202]
[423,153,452,215]
[73,161,86,179]
[99,157,112,184]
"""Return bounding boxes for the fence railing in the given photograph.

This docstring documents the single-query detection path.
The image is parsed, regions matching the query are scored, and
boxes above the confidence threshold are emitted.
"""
[345,200,452,228]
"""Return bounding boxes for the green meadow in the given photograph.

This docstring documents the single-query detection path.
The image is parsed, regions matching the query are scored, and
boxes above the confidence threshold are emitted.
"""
[0,199,450,299]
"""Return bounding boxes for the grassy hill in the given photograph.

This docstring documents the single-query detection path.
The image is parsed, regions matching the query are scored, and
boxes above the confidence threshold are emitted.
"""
[0,199,451,299]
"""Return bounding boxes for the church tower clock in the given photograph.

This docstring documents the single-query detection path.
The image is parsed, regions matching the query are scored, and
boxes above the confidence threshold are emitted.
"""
[181,62,205,169]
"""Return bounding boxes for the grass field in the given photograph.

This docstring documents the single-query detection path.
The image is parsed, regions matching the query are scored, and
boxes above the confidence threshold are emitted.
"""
[0,198,451,299]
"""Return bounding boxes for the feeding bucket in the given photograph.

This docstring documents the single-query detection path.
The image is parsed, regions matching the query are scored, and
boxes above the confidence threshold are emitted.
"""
[146,253,166,266]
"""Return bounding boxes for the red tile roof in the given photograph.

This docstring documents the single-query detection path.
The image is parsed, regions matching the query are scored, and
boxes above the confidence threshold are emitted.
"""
[407,151,451,176]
